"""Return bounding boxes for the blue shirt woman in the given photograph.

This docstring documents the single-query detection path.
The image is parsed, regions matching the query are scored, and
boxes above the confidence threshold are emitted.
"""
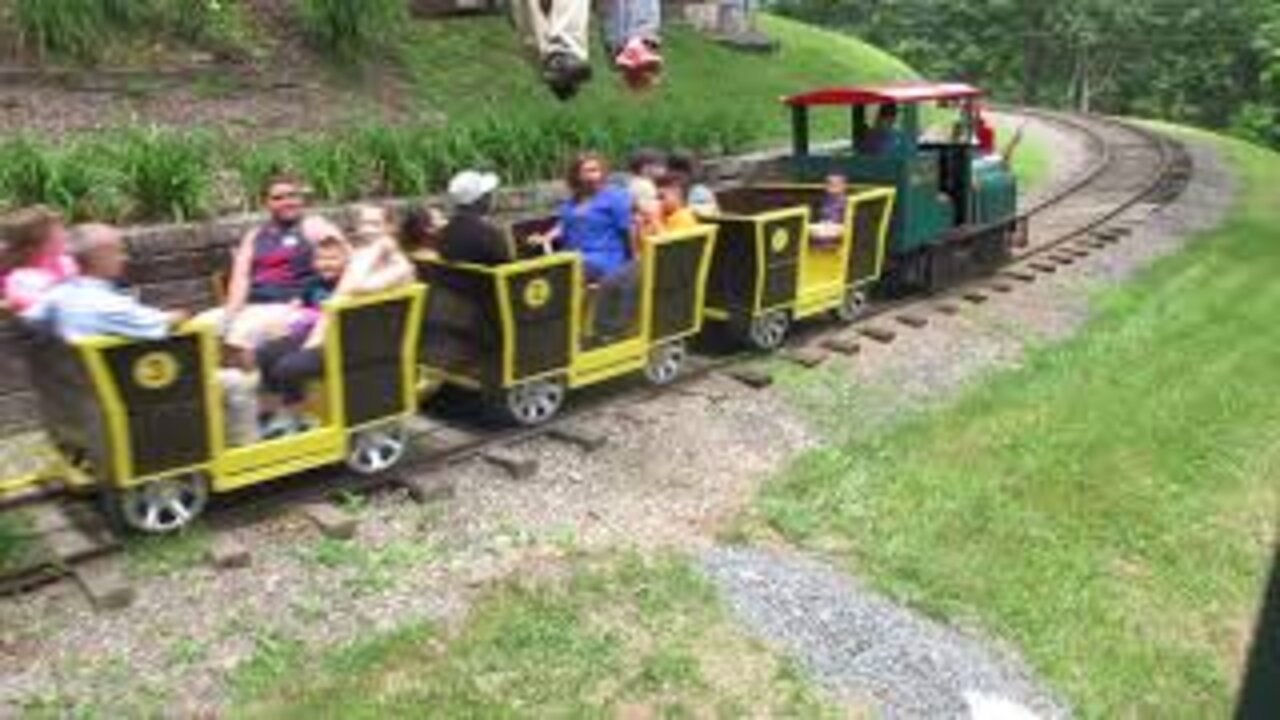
[557,184,633,281]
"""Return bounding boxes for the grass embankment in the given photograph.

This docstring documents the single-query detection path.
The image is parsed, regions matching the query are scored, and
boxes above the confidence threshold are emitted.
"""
[1007,129,1050,192]
[758,130,1280,716]
[0,15,916,222]
[233,554,838,718]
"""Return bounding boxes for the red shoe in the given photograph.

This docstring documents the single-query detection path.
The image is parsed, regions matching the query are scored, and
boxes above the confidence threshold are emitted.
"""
[614,37,662,73]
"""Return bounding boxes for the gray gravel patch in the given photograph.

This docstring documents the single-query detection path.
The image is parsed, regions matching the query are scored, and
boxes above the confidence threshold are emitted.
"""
[701,546,1070,720]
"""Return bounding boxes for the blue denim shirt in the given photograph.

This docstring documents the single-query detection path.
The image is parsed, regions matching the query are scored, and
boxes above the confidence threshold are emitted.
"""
[22,276,170,341]
[559,186,633,280]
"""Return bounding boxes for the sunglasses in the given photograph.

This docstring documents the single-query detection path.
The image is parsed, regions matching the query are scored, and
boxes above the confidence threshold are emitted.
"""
[269,190,302,201]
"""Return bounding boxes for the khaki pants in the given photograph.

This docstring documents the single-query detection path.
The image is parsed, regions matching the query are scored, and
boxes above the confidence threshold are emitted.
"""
[511,0,590,62]
[510,0,661,62]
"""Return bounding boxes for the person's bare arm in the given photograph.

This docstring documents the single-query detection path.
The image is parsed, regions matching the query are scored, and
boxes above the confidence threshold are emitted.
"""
[224,229,256,314]
[528,223,562,254]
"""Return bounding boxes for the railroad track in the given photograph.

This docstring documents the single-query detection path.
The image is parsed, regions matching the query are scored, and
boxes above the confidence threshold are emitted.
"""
[0,110,1194,607]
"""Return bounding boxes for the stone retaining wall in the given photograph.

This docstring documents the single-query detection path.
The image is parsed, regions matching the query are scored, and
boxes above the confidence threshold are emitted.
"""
[0,150,786,433]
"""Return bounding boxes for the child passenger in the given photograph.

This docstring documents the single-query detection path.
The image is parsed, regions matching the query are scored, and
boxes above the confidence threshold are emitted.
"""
[0,206,77,314]
[811,173,849,249]
[656,174,699,231]
[255,210,414,437]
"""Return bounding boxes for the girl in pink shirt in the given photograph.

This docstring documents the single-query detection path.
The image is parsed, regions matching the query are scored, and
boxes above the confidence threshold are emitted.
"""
[1,206,76,313]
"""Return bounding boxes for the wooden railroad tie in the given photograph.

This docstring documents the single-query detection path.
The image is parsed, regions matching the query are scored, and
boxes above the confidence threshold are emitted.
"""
[962,291,989,304]
[547,423,609,453]
[934,302,961,315]
[303,502,359,540]
[394,474,457,504]
[481,447,539,480]
[1003,270,1037,283]
[896,313,929,329]
[858,325,898,343]
[782,347,829,368]
[989,282,1014,293]
[1029,261,1058,273]
[1068,247,1091,258]
[1049,254,1075,265]
[724,367,773,389]
[820,335,862,355]
[207,535,251,570]
[73,559,135,611]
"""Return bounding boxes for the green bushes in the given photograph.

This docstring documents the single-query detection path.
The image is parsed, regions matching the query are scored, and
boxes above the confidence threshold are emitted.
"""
[0,107,757,223]
[298,0,408,62]
[10,0,255,62]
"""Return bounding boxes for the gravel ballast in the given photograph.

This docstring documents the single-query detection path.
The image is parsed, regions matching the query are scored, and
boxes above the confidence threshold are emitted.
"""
[701,547,1070,719]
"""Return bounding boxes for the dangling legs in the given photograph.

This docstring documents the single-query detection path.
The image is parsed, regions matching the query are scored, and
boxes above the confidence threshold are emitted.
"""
[511,0,592,100]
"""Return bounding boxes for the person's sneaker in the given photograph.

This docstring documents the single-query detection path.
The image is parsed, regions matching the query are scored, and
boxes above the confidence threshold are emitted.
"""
[260,412,304,440]
[542,51,591,101]
[614,36,662,73]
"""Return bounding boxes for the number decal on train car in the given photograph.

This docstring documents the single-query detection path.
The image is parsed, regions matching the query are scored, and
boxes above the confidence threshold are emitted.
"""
[770,227,791,254]
[132,351,180,390]
[523,277,552,309]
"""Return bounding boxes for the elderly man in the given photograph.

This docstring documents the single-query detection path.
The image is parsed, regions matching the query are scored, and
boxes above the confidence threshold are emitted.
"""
[23,223,186,340]
[24,223,264,446]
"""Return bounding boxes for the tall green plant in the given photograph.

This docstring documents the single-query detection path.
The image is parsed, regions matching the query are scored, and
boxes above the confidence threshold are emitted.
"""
[0,138,59,207]
[12,0,108,61]
[297,0,407,62]
[118,129,212,222]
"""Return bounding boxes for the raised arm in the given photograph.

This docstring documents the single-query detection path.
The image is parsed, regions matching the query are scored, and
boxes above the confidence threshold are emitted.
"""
[224,228,256,314]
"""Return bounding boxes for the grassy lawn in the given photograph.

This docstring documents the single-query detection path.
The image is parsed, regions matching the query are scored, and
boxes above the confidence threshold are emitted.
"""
[233,554,841,718]
[403,14,917,133]
[1008,128,1051,193]
[0,512,38,575]
[757,130,1280,717]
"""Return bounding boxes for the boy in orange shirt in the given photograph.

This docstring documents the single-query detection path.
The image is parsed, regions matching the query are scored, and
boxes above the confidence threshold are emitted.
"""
[657,174,699,231]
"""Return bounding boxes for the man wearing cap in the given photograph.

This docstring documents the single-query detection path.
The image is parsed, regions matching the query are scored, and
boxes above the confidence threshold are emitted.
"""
[440,171,512,267]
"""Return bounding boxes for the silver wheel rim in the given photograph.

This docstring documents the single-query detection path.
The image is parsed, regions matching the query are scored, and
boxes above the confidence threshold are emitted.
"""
[748,311,790,350]
[836,289,867,322]
[506,380,566,426]
[347,423,408,475]
[645,341,686,385]
[120,474,209,534]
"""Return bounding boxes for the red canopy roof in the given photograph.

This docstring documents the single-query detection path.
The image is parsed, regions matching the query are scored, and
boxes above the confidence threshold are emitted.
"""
[784,82,984,107]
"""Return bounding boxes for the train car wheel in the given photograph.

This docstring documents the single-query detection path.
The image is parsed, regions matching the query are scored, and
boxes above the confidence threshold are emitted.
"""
[745,310,790,351]
[503,379,566,426]
[833,288,868,323]
[115,473,210,534]
[347,422,409,476]
[644,340,687,385]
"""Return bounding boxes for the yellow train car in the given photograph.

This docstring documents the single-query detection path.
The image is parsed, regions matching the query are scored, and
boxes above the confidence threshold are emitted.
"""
[22,284,425,533]
[699,184,896,349]
[418,225,717,425]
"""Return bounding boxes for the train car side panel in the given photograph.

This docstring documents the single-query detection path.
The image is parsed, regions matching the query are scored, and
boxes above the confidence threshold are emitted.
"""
[647,226,716,341]
[757,209,806,312]
[86,332,215,485]
[496,255,578,385]
[331,286,424,428]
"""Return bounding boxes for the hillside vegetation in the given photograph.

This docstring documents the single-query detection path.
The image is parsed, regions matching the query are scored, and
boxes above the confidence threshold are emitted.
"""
[0,11,917,223]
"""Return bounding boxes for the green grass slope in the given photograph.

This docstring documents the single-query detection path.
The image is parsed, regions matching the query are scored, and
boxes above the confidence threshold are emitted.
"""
[759,130,1280,716]
[403,14,918,129]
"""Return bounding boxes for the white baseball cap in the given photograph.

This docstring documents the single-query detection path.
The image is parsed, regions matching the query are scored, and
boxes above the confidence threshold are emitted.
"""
[448,170,500,206]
